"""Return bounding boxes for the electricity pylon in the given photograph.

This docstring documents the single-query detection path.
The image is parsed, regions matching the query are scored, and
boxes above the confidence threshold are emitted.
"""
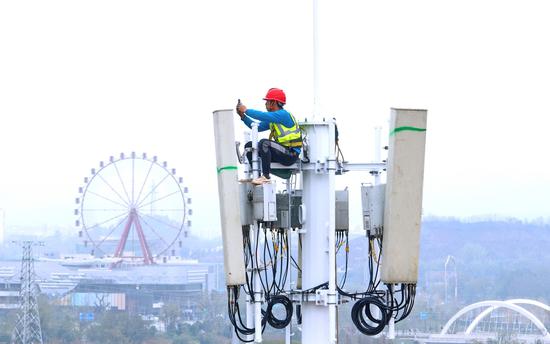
[11,241,43,344]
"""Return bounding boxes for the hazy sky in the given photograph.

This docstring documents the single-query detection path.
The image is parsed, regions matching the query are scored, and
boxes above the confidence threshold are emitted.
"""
[1,1,549,238]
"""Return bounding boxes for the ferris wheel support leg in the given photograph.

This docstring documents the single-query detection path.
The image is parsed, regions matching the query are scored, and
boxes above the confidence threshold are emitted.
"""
[133,212,154,264]
[114,214,134,258]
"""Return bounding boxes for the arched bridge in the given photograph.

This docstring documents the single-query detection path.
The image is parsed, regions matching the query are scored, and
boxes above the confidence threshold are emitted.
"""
[419,299,550,343]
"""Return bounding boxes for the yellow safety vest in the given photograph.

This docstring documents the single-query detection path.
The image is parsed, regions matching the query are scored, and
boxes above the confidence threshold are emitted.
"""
[269,113,302,148]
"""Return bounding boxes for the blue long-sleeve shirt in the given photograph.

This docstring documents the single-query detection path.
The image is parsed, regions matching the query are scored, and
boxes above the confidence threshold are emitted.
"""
[241,108,301,154]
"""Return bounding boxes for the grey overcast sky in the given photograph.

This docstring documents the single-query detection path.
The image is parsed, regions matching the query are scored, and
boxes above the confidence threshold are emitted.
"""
[1,1,549,237]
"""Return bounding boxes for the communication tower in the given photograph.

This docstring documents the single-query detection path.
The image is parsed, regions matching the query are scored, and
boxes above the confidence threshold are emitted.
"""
[213,1,427,342]
[214,108,427,343]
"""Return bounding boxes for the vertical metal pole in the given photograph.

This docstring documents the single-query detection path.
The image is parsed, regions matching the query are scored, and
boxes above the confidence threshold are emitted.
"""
[388,315,396,338]
[244,131,254,343]
[371,127,383,327]
[251,123,260,179]
[374,127,382,186]
[327,123,337,343]
[301,121,336,343]
[243,131,252,177]
[387,283,395,339]
[245,289,253,343]
[254,228,262,343]
[285,180,292,344]
[250,123,263,343]
[328,160,337,344]
[312,0,321,119]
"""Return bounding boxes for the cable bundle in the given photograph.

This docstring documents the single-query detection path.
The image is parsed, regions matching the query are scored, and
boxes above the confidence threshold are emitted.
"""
[265,295,293,329]
[227,286,266,343]
[230,211,418,339]
[228,223,295,340]
[351,296,388,335]
[336,231,417,335]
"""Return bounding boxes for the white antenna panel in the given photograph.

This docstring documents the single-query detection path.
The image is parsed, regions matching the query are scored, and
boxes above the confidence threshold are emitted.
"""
[381,108,427,283]
[213,109,246,286]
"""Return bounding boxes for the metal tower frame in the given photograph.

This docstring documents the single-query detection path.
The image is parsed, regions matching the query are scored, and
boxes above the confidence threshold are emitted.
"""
[12,241,44,344]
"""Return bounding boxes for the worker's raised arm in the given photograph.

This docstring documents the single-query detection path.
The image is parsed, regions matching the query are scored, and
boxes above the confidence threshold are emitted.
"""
[241,115,270,132]
[244,109,294,127]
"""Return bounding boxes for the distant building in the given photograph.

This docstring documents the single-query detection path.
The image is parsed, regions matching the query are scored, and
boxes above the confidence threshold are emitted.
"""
[0,266,18,310]
[0,258,223,320]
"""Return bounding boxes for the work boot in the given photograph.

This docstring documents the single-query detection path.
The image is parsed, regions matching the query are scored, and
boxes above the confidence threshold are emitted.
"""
[251,175,271,185]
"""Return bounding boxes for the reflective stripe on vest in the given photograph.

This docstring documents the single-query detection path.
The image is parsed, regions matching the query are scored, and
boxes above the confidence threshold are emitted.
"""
[269,113,302,148]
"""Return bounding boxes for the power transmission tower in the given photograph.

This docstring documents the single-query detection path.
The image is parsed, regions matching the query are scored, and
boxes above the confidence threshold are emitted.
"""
[444,255,458,304]
[11,241,44,344]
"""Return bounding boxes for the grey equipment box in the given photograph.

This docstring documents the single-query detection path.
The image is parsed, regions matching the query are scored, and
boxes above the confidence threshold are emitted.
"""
[335,190,349,231]
[361,184,385,237]
[275,190,302,229]
[251,183,277,222]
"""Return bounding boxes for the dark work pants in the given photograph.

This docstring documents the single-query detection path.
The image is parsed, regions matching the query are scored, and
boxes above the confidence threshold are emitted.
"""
[245,139,298,178]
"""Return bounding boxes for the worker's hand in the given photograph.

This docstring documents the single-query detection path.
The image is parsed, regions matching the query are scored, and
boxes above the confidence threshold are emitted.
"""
[236,99,245,119]
[237,104,247,118]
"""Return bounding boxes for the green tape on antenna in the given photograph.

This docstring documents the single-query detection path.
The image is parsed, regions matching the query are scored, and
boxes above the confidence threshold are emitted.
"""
[217,166,238,174]
[389,126,426,136]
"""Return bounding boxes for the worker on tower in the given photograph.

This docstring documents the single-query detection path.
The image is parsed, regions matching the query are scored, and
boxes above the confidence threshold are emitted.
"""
[236,88,302,185]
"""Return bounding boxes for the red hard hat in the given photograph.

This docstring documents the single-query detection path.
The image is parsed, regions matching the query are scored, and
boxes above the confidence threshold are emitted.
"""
[263,88,286,105]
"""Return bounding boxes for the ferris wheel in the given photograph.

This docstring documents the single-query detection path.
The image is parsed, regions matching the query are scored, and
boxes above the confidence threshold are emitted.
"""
[75,152,191,265]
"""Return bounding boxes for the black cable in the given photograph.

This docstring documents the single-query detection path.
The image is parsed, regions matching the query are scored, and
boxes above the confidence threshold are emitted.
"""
[244,232,256,301]
[338,231,349,289]
[263,227,275,295]
[301,281,328,293]
[227,286,268,341]
[273,231,284,294]
[242,232,254,299]
[290,255,301,272]
[367,237,383,292]
[254,224,268,295]
[331,230,418,334]
[384,283,408,316]
[227,287,254,340]
[401,284,416,320]
[337,143,345,163]
[351,297,387,336]
[272,232,283,293]
[276,231,289,293]
[395,284,416,323]
[265,295,293,329]
[282,232,290,288]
